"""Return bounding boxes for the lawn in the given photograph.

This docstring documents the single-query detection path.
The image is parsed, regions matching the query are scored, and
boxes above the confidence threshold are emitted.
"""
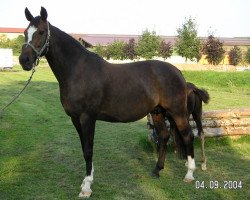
[0,64,250,200]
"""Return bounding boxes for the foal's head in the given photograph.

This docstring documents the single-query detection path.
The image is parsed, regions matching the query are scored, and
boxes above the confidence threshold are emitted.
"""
[19,7,49,71]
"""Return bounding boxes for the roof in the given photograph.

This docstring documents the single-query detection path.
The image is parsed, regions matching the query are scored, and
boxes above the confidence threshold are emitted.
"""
[75,34,250,47]
[74,34,177,46]
[0,27,25,34]
[1,27,250,47]
[217,37,250,46]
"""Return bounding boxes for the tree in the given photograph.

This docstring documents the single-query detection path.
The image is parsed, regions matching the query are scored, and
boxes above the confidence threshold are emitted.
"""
[159,40,173,60]
[175,17,201,62]
[136,29,161,59]
[228,46,242,66]
[0,34,24,55]
[106,40,126,60]
[123,38,137,60]
[11,35,25,55]
[0,34,11,48]
[202,35,225,65]
[245,48,250,64]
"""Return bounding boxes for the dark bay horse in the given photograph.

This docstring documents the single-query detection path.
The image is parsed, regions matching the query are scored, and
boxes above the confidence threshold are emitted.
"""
[19,7,196,198]
[148,82,210,170]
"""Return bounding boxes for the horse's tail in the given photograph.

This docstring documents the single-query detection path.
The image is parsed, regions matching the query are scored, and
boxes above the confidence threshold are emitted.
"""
[187,82,210,104]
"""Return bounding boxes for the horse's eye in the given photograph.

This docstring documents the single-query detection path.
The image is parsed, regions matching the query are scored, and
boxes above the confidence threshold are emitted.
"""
[39,30,45,35]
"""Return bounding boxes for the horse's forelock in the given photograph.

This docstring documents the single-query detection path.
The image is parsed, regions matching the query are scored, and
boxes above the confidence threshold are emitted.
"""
[30,16,42,27]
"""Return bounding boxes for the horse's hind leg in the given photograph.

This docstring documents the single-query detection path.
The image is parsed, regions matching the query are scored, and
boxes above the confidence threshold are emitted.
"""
[151,110,170,177]
[173,115,196,182]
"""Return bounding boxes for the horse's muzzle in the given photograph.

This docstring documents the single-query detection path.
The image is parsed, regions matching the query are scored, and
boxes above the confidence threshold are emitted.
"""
[19,54,34,71]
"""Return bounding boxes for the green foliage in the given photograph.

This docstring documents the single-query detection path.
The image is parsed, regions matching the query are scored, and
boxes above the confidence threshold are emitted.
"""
[159,40,173,60]
[0,34,24,55]
[245,48,250,64]
[11,35,25,55]
[228,46,242,66]
[135,29,161,59]
[202,35,225,65]
[106,40,126,60]
[93,43,107,58]
[123,38,137,60]
[0,34,10,48]
[175,17,201,62]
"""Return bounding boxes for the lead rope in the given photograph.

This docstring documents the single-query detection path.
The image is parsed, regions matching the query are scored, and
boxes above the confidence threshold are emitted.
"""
[0,67,36,118]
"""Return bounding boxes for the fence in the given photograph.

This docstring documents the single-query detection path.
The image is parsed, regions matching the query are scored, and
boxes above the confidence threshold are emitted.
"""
[190,108,250,137]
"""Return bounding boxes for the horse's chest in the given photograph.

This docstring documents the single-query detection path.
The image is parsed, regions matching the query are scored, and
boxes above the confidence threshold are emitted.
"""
[60,90,83,116]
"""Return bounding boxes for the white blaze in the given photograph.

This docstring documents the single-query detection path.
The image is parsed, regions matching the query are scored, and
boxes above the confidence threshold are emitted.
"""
[27,26,37,43]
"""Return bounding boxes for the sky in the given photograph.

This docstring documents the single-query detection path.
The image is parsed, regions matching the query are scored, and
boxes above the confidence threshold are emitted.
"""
[0,0,250,37]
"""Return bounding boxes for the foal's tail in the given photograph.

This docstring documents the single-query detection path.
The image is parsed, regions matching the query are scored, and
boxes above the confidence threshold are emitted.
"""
[188,82,210,104]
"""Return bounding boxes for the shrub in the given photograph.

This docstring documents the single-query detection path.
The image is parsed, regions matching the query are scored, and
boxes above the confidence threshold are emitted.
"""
[123,38,137,60]
[106,41,126,60]
[228,46,242,66]
[245,48,250,64]
[202,35,225,65]
[93,44,107,58]
[159,41,173,60]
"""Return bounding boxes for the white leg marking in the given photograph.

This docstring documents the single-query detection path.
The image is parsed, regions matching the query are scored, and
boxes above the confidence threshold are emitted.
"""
[27,26,37,43]
[184,156,196,182]
[79,163,94,198]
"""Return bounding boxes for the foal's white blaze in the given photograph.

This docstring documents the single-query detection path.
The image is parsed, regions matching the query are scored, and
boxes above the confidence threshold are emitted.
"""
[27,25,37,43]
[184,156,196,181]
[79,163,94,198]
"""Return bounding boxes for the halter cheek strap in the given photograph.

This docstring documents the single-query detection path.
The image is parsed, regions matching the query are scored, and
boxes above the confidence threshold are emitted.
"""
[23,21,50,66]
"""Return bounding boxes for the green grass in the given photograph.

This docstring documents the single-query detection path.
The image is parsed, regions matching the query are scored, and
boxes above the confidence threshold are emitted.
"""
[0,64,250,199]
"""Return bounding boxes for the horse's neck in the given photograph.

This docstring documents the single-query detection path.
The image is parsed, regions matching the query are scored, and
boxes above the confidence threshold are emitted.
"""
[45,25,88,85]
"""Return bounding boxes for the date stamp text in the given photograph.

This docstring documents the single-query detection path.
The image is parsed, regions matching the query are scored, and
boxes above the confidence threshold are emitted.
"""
[195,180,243,189]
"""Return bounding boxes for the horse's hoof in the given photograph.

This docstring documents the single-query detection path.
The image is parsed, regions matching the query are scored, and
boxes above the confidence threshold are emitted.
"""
[183,177,194,183]
[79,191,92,198]
[201,163,207,171]
[151,170,160,178]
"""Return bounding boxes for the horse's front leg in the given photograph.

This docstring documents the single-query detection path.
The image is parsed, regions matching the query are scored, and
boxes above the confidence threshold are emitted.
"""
[151,113,170,177]
[71,114,96,198]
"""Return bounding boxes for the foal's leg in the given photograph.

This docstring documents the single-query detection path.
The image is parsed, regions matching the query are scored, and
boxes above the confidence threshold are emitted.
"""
[72,114,96,198]
[174,116,196,182]
[151,113,170,177]
[199,132,206,170]
[193,112,207,171]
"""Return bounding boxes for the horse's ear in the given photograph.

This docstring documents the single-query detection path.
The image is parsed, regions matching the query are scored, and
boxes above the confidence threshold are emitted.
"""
[25,7,34,22]
[40,7,48,21]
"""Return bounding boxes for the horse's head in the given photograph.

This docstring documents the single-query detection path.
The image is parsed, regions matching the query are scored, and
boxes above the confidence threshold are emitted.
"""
[19,7,50,71]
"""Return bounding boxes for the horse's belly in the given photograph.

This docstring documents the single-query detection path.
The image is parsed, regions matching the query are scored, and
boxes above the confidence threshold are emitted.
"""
[98,96,156,122]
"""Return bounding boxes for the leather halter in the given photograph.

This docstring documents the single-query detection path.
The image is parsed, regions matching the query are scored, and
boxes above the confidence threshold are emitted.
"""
[23,21,50,66]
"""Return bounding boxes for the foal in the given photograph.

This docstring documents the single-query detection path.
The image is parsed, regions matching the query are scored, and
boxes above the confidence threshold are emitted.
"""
[148,82,210,170]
